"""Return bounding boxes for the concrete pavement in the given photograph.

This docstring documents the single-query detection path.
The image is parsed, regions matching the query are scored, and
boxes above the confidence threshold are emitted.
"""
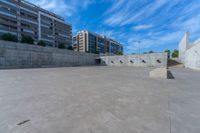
[0,66,200,133]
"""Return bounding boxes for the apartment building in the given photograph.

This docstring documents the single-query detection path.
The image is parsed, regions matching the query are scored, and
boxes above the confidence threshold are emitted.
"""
[73,30,123,55]
[0,0,72,47]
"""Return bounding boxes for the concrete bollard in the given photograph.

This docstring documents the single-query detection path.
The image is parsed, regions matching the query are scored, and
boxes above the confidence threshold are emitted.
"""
[149,67,168,79]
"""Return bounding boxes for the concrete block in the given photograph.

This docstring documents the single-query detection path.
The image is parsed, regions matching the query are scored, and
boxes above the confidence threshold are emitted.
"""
[101,53,167,67]
[149,67,168,79]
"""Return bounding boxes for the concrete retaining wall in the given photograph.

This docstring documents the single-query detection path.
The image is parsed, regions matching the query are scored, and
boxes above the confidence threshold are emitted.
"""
[100,53,167,67]
[179,32,200,70]
[0,40,98,69]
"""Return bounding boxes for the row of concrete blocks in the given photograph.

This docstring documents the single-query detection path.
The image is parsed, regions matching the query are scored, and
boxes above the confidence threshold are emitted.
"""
[100,53,167,67]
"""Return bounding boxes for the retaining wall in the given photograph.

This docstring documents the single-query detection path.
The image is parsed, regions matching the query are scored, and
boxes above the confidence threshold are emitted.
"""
[100,53,168,67]
[0,40,98,69]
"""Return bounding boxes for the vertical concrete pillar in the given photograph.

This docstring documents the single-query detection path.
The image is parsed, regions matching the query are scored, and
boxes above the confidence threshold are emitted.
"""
[179,32,189,63]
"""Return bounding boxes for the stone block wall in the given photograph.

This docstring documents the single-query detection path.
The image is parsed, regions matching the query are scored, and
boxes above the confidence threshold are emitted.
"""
[0,40,98,69]
[100,53,168,67]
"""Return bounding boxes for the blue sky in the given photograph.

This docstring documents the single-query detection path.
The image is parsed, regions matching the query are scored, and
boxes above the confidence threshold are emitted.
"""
[28,0,200,54]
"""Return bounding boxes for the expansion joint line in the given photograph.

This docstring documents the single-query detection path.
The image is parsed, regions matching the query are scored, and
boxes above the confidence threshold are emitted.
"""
[168,95,172,133]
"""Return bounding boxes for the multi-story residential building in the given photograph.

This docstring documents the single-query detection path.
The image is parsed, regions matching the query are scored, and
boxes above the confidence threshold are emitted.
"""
[73,30,123,55]
[0,0,72,47]
[106,38,123,54]
[72,35,78,51]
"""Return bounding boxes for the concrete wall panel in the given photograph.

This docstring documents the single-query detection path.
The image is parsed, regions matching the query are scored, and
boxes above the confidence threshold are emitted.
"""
[179,32,200,70]
[0,40,98,69]
[185,42,200,70]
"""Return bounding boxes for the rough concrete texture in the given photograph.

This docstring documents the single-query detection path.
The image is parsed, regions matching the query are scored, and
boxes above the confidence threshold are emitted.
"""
[0,40,98,69]
[100,53,167,67]
[149,67,168,79]
[0,66,200,133]
[179,32,189,63]
[185,42,200,70]
[179,33,200,70]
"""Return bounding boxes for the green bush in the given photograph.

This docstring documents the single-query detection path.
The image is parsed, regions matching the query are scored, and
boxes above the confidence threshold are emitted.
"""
[95,51,100,54]
[37,40,46,47]
[116,51,123,55]
[165,49,171,58]
[67,45,74,50]
[58,43,66,49]
[21,35,34,44]
[149,50,154,54]
[172,49,179,58]
[0,33,18,42]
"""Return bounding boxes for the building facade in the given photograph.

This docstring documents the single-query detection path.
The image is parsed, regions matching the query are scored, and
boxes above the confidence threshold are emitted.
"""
[73,30,123,55]
[0,0,72,47]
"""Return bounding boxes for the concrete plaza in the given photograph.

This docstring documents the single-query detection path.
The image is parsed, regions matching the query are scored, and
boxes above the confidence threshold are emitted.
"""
[0,66,200,133]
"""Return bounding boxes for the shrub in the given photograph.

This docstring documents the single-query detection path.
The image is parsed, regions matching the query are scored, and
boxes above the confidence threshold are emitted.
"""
[58,43,66,49]
[172,49,179,58]
[95,51,100,54]
[0,33,18,42]
[37,40,46,47]
[116,51,123,55]
[149,50,154,53]
[21,35,34,44]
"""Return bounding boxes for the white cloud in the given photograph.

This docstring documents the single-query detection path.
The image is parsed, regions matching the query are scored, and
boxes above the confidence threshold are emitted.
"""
[125,31,182,52]
[28,0,73,16]
[104,0,169,26]
[133,24,153,30]
[27,0,94,17]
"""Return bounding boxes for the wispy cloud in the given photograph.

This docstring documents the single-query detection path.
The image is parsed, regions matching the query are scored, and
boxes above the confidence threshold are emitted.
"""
[27,0,94,17]
[104,0,169,26]
[126,31,182,52]
[28,0,200,54]
[28,0,73,16]
[103,0,200,53]
[133,24,153,31]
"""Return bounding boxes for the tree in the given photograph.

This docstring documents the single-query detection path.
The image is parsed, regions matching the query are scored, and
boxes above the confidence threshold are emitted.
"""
[1,33,18,42]
[116,51,123,55]
[165,49,171,58]
[67,45,74,50]
[37,40,46,47]
[172,49,179,58]
[58,43,66,49]
[21,35,34,44]
[149,50,154,54]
